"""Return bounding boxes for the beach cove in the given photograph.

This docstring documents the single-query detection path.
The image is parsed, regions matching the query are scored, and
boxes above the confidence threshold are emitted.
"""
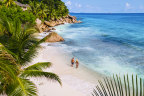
[30,31,103,96]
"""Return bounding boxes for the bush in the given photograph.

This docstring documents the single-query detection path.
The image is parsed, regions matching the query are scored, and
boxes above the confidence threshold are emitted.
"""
[0,6,36,24]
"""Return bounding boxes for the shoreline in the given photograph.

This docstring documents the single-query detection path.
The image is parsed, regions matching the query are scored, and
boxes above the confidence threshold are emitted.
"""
[31,17,105,95]
[29,40,104,96]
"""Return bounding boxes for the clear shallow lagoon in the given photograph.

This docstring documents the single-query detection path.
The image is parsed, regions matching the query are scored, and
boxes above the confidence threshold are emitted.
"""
[55,13,144,77]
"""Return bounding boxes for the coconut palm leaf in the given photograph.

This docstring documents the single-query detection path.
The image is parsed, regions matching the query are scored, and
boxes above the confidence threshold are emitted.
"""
[25,62,52,71]
[0,18,40,64]
[20,70,62,85]
[0,43,20,92]
[3,0,15,7]
[0,43,18,60]
[28,1,40,16]
[21,36,47,65]
[0,17,14,36]
[6,78,37,96]
[0,63,17,95]
[0,23,5,36]
[0,16,61,96]
[92,74,144,96]
[0,45,37,96]
[0,42,62,95]
[37,2,48,20]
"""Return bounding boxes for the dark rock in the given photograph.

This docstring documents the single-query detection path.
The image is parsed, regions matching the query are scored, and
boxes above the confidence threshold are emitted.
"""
[52,28,56,30]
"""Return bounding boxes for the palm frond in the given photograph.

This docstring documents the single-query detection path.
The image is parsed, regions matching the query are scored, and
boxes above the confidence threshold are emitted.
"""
[0,17,14,36]
[0,43,19,85]
[25,62,52,71]
[92,74,144,96]
[23,23,38,35]
[0,57,18,94]
[21,36,47,65]
[0,18,39,65]
[6,78,37,96]
[0,43,19,65]
[20,70,62,85]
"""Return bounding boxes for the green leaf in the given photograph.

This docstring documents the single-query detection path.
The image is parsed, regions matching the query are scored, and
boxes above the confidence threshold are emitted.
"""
[25,62,52,71]
[92,74,144,96]
[20,70,62,85]
[7,78,37,96]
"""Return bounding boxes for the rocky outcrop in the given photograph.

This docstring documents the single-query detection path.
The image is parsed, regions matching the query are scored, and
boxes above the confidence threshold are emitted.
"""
[36,15,81,33]
[36,18,43,33]
[45,32,64,42]
[36,18,53,33]
[44,21,56,27]
[44,15,82,27]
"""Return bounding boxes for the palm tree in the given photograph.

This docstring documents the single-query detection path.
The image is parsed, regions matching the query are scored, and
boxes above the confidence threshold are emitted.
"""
[0,43,20,95]
[3,0,15,7]
[92,74,144,96]
[0,17,62,95]
[28,1,40,16]
[38,2,48,20]
[0,43,61,96]
[0,17,40,65]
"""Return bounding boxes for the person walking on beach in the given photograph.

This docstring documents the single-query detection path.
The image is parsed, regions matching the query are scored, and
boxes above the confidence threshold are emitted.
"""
[76,59,79,68]
[71,57,75,67]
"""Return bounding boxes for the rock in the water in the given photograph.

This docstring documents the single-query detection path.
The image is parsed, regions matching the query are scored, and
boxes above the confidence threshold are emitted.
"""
[77,20,82,23]
[45,32,64,42]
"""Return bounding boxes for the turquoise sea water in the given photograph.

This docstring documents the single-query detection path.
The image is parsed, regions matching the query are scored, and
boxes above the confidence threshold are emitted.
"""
[55,13,144,77]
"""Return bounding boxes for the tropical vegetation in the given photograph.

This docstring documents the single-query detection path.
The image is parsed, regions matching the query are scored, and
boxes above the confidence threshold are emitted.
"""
[0,42,61,96]
[0,0,69,22]
[92,74,144,96]
[0,6,36,24]
[2,0,16,7]
[0,15,62,95]
[0,0,68,95]
[25,0,69,21]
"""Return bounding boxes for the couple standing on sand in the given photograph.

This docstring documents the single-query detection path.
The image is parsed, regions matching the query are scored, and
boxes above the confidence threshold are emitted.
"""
[71,57,79,68]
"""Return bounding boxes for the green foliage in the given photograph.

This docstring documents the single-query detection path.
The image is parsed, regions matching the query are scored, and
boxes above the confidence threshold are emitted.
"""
[0,0,68,94]
[0,18,62,95]
[20,70,62,85]
[0,18,38,65]
[37,2,48,20]
[2,0,16,7]
[25,62,52,71]
[0,6,36,24]
[17,0,39,4]
[0,0,69,22]
[42,0,69,20]
[28,0,40,16]
[92,74,144,96]
[6,78,37,96]
[0,42,62,96]
[28,0,69,21]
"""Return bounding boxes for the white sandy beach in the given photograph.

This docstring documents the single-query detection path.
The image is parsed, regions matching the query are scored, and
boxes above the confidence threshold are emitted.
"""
[29,32,104,96]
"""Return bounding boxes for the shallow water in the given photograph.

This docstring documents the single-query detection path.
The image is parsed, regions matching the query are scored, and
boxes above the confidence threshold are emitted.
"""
[55,13,144,78]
